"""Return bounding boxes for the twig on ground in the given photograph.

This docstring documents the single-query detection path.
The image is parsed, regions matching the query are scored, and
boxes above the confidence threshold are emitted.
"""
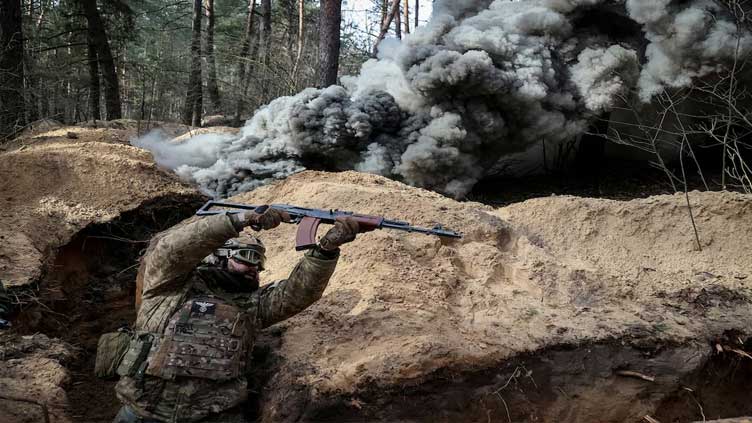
[116,262,141,276]
[724,346,752,360]
[493,366,523,394]
[615,370,656,382]
[643,415,662,423]
[679,139,702,251]
[683,387,706,422]
[494,392,512,423]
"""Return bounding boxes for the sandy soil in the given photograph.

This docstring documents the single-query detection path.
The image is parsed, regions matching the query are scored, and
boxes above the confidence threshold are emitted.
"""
[2,119,198,152]
[0,130,200,288]
[0,127,205,422]
[0,334,76,423]
[0,125,750,422]
[170,126,240,143]
[231,171,752,421]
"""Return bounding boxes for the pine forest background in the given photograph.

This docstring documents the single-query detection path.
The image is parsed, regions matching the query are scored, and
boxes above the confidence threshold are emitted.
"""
[0,0,430,138]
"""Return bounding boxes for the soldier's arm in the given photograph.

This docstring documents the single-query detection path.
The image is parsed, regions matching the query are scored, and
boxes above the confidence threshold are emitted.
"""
[254,247,339,328]
[141,214,239,298]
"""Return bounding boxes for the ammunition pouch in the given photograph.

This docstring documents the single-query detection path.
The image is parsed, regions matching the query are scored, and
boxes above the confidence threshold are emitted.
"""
[94,329,132,379]
[116,332,157,378]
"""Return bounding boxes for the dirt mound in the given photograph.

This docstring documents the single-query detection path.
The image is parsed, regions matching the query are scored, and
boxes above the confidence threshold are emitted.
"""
[0,334,77,423]
[171,126,240,143]
[229,171,752,422]
[4,120,198,151]
[14,118,63,139]
[0,137,200,288]
[201,115,234,127]
[0,133,206,422]
[2,138,750,423]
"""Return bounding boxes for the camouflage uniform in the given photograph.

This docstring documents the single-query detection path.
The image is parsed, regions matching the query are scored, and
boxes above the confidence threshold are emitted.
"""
[115,214,339,422]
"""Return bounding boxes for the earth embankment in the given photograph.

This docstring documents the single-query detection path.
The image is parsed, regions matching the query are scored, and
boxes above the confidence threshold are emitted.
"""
[233,171,752,422]
[0,124,751,422]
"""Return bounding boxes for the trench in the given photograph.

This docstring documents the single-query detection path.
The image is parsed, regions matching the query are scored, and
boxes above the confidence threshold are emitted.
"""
[7,191,752,423]
[11,195,204,422]
[287,338,752,423]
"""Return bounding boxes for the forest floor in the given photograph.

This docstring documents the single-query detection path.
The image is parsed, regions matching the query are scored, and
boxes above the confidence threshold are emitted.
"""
[1,124,751,423]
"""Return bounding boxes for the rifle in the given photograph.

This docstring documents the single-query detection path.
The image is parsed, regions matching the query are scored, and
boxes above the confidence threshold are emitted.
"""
[196,200,463,251]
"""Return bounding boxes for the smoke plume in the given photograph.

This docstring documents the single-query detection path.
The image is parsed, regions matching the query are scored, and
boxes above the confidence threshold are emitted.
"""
[134,0,752,198]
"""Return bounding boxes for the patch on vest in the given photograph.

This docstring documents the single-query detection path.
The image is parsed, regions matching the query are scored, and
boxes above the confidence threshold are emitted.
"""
[191,301,216,315]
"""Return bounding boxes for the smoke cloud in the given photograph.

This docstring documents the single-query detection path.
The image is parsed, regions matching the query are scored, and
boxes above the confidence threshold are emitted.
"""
[134,0,752,198]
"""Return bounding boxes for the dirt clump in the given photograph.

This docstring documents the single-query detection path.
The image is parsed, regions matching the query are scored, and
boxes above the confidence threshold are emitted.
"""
[0,334,77,423]
[227,171,752,422]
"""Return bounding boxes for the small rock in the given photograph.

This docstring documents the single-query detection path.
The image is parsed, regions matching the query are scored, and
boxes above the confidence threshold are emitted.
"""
[66,131,79,139]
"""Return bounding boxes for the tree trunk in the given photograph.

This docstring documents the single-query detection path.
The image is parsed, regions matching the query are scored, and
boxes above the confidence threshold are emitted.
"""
[284,0,295,61]
[80,0,121,120]
[256,0,273,100]
[258,0,272,68]
[373,0,400,57]
[318,0,341,88]
[0,0,26,139]
[205,0,221,112]
[394,0,402,40]
[22,3,39,124]
[183,0,203,126]
[291,0,304,83]
[380,0,387,29]
[234,0,257,125]
[87,42,101,120]
[414,0,418,28]
[404,0,409,34]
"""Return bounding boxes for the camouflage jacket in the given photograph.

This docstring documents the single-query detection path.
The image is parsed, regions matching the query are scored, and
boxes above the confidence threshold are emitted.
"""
[115,214,338,422]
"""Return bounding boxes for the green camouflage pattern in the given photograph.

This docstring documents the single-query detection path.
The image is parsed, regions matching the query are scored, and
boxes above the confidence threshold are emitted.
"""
[115,214,339,422]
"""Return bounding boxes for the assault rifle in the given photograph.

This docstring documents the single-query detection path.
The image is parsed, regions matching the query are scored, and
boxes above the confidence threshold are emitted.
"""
[196,200,463,251]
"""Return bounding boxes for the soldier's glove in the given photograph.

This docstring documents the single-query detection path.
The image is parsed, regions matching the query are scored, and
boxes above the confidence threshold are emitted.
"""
[319,217,359,251]
[235,206,290,231]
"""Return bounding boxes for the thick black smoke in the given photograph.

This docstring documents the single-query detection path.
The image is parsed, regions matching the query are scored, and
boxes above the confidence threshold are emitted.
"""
[134,0,752,198]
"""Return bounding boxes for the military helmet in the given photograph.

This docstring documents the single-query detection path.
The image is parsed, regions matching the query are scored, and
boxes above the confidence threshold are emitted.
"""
[214,234,267,270]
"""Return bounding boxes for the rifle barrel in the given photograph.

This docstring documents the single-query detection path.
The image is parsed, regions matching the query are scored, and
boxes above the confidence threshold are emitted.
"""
[196,201,462,239]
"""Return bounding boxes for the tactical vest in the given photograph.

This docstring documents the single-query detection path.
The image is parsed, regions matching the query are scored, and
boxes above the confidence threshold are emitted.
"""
[144,297,251,381]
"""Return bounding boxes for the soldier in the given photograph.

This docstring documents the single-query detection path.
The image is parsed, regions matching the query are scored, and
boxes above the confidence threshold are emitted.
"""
[113,207,359,423]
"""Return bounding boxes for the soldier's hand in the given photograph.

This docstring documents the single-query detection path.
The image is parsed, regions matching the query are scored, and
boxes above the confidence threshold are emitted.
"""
[319,217,359,251]
[238,207,290,231]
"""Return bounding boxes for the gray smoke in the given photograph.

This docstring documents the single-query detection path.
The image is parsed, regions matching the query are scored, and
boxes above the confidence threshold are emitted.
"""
[134,0,752,198]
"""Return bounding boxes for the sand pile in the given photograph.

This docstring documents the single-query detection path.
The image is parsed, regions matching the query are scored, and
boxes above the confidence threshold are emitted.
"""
[170,126,239,143]
[0,131,206,423]
[0,136,201,288]
[0,334,76,423]
[1,130,750,421]
[230,171,752,421]
[3,119,201,151]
